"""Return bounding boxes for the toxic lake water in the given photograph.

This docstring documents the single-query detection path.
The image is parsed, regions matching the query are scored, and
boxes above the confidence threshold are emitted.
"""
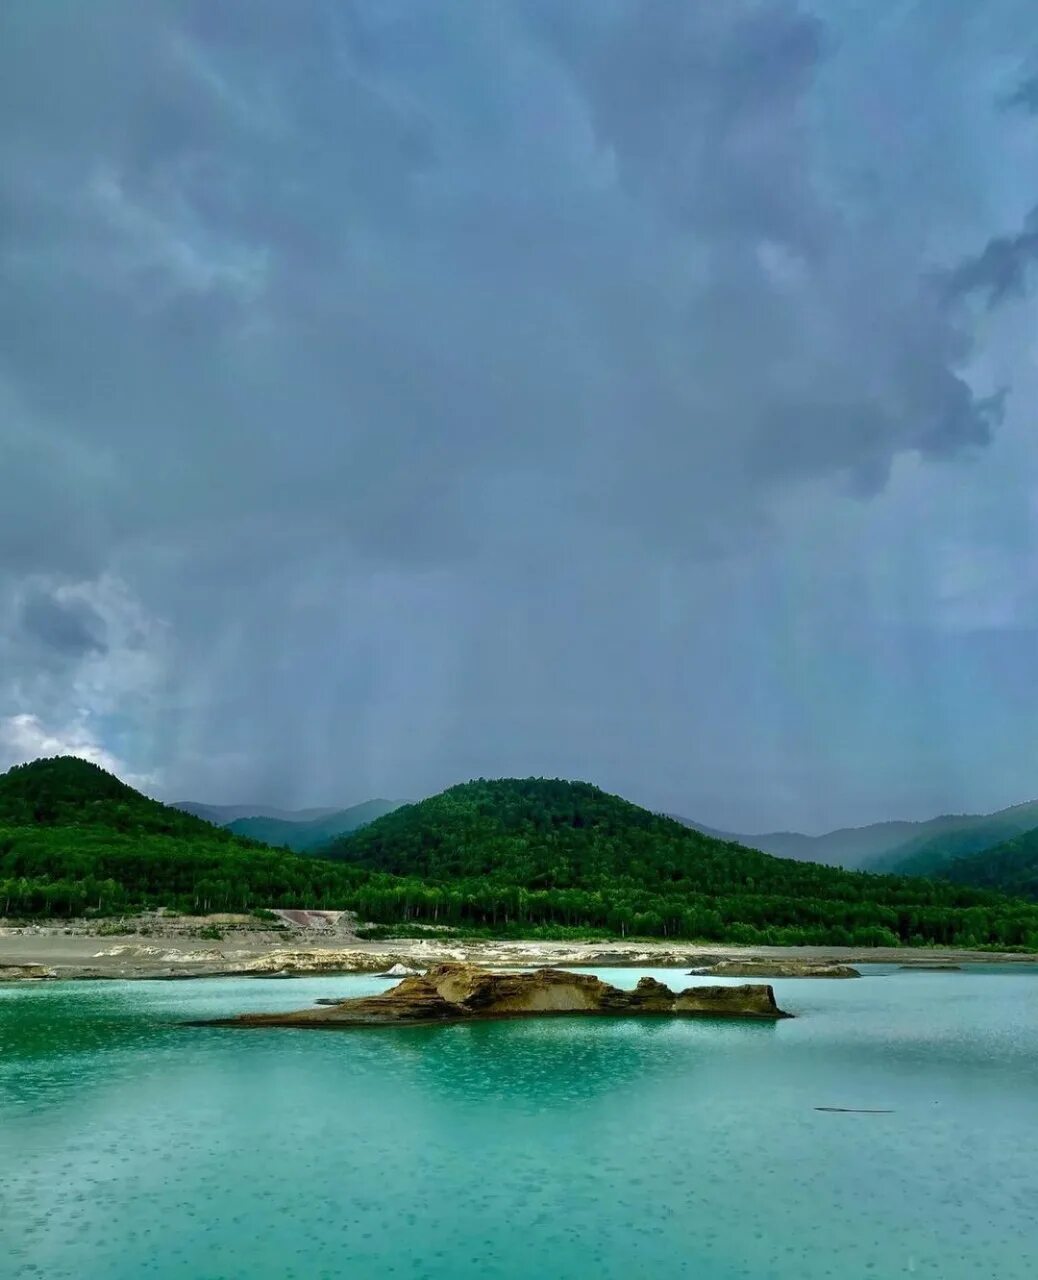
[2,967,1037,1280]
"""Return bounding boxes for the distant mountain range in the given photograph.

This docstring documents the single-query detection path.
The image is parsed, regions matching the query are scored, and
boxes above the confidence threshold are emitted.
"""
[672,798,1038,876]
[172,801,344,825]
[171,798,407,851]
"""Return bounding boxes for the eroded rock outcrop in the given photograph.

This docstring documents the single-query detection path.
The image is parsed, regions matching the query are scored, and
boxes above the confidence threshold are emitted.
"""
[0,963,55,981]
[690,960,860,979]
[199,963,791,1028]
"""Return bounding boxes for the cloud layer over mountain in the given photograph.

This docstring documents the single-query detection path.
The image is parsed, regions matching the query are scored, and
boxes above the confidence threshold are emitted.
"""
[3,1,1038,830]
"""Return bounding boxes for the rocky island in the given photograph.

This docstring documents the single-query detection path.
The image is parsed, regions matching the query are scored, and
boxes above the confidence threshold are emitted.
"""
[196,963,791,1029]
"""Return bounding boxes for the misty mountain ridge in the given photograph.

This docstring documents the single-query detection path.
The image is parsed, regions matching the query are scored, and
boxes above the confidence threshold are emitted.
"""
[674,798,1038,874]
[226,800,407,851]
[172,801,345,825]
[171,798,408,851]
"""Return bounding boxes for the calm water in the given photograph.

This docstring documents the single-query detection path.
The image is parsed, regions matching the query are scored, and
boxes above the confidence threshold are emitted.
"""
[2,965,1036,1280]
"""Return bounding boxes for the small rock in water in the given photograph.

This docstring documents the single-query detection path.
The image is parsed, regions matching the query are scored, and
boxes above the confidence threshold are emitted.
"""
[690,960,861,979]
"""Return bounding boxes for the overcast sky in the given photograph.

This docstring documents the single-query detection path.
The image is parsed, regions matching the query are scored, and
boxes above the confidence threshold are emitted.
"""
[3,1,1038,833]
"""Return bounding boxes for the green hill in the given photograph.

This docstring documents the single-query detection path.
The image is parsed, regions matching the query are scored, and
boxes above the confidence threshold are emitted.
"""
[872,801,1038,877]
[4,762,1038,948]
[0,756,227,837]
[0,756,367,918]
[937,829,1038,899]
[227,800,404,851]
[325,778,1038,948]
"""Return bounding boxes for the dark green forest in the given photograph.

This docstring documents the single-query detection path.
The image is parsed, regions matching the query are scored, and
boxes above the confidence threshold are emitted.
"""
[939,829,1038,899]
[4,759,1038,948]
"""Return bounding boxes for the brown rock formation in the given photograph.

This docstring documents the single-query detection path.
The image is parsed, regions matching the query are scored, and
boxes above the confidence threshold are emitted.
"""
[691,960,861,979]
[198,964,791,1028]
[0,963,55,981]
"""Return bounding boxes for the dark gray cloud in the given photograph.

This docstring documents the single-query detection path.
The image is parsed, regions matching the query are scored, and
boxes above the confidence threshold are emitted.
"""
[1,0,1037,830]
[946,206,1038,306]
[1002,73,1038,113]
[20,589,108,658]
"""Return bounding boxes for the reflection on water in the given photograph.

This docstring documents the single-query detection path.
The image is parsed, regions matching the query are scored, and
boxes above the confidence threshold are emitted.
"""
[2,967,1037,1279]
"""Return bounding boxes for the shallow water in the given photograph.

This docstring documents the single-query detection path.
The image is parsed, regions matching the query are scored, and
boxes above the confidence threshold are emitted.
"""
[2,965,1036,1279]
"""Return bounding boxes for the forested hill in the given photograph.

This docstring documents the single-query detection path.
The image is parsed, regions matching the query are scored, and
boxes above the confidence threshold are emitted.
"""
[327,777,818,887]
[0,756,303,917]
[324,778,1038,946]
[3,761,1038,948]
[0,756,237,840]
[939,829,1038,899]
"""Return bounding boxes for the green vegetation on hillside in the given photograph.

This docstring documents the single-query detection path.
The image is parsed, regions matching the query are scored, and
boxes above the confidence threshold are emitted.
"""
[3,761,1038,948]
[324,779,1038,948]
[715,798,1038,872]
[938,829,1038,899]
[0,757,364,917]
[873,801,1038,878]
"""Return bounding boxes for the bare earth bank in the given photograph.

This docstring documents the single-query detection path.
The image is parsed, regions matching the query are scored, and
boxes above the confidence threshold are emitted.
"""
[1,917,1034,980]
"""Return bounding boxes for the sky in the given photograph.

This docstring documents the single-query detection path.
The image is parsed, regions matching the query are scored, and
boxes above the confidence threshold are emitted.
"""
[2,1,1038,834]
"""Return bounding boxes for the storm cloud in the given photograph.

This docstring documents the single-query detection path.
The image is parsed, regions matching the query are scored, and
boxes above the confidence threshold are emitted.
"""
[2,1,1038,831]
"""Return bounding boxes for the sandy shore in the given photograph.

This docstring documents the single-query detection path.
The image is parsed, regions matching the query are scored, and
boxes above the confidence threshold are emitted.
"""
[1,919,1034,980]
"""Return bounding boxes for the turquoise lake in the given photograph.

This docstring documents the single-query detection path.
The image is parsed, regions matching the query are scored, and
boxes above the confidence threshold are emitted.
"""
[2,966,1036,1279]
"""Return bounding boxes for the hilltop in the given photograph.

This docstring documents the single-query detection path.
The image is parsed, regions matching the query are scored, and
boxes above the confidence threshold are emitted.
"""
[0,756,364,918]
[0,756,233,839]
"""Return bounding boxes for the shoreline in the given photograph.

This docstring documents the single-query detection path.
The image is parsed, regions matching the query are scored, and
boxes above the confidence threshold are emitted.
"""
[2,921,1035,981]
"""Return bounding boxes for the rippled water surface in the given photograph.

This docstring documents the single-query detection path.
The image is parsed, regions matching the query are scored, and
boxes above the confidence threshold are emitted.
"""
[2,965,1037,1279]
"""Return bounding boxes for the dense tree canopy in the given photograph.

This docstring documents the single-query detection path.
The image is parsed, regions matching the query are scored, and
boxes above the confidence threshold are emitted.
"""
[939,829,1038,899]
[325,778,1038,948]
[3,761,1038,948]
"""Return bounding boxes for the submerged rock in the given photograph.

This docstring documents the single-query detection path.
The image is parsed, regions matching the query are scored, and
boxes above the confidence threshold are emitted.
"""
[198,964,791,1028]
[690,960,861,979]
[897,963,962,972]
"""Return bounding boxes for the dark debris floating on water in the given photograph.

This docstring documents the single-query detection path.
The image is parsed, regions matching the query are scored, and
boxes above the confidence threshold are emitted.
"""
[815,1107,895,1114]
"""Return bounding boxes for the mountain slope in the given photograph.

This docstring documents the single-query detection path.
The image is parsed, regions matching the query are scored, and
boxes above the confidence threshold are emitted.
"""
[675,799,1038,872]
[938,829,1038,899]
[874,801,1038,877]
[672,814,968,868]
[227,800,404,850]
[1,757,230,838]
[0,756,367,918]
